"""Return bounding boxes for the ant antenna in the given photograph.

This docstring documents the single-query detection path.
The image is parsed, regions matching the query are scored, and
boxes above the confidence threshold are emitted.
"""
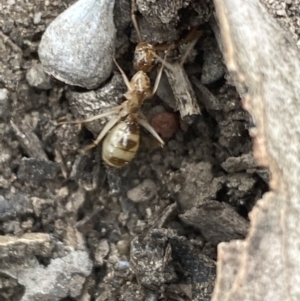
[131,0,142,42]
[153,30,202,71]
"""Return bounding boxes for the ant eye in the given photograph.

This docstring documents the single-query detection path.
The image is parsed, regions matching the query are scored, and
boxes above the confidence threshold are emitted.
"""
[133,52,139,62]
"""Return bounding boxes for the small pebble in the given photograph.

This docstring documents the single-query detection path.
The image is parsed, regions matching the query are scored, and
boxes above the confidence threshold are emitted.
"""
[17,158,60,184]
[0,89,9,118]
[127,179,157,203]
[33,12,42,24]
[26,63,53,90]
[95,239,110,266]
[150,112,179,139]
[276,9,286,16]
[116,260,130,270]
[116,239,130,256]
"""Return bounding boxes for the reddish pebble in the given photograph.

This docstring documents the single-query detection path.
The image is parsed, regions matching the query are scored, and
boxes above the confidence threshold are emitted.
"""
[150,112,179,139]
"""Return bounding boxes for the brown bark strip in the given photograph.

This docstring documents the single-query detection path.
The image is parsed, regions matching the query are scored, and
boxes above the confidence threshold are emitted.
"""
[212,0,300,300]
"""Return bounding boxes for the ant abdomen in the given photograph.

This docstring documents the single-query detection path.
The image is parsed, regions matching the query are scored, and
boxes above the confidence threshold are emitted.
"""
[102,118,140,168]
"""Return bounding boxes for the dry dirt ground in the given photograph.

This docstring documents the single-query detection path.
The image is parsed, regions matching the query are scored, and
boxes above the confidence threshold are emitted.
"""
[0,0,299,301]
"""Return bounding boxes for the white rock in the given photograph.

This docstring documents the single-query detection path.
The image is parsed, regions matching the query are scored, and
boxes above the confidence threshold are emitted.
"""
[38,0,116,89]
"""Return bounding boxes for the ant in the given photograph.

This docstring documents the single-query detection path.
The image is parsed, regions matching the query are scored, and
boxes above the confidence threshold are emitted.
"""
[59,1,167,168]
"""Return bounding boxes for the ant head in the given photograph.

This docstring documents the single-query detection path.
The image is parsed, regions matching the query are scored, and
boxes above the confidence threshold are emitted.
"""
[133,42,156,73]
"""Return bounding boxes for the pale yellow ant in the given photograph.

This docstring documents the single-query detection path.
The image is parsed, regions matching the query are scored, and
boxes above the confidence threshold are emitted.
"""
[59,3,167,168]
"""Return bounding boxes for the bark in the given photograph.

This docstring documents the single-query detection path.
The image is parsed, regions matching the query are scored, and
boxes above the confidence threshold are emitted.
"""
[212,0,300,300]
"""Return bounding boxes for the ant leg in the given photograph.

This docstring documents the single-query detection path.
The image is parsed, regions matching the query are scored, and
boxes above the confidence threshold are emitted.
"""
[112,57,132,91]
[131,0,142,42]
[179,31,201,67]
[153,30,201,71]
[138,112,165,146]
[81,114,122,152]
[153,53,175,72]
[151,60,164,96]
[151,51,170,96]
[57,105,123,126]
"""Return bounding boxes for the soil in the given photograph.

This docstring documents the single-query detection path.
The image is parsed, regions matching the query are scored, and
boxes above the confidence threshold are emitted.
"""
[1,0,297,300]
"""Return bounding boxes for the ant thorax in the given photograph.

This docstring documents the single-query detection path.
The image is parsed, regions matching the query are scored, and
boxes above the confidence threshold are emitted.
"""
[125,70,152,103]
